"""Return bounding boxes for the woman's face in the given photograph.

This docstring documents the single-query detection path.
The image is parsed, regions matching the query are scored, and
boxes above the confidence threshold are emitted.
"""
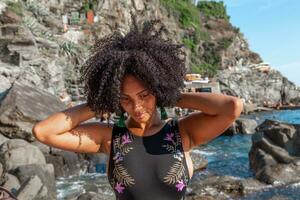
[120,74,156,123]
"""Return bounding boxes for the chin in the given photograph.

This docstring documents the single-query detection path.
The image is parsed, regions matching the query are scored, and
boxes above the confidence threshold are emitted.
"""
[135,115,150,123]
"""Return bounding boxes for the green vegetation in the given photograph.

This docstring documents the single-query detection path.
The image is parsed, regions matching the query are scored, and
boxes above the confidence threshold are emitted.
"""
[26,3,50,17]
[182,37,196,53]
[7,1,23,16]
[218,37,233,49]
[197,1,230,21]
[159,0,202,46]
[191,63,218,77]
[160,0,200,31]
[191,65,203,74]
[81,0,99,11]
[202,48,220,66]
[59,41,79,57]
[190,41,220,77]
[159,0,233,77]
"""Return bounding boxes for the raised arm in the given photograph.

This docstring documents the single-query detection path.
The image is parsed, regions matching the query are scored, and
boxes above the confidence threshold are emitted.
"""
[32,103,112,154]
[176,92,243,150]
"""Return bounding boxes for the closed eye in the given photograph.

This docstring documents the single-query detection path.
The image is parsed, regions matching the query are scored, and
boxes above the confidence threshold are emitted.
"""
[120,97,130,102]
[120,90,152,103]
[140,93,150,98]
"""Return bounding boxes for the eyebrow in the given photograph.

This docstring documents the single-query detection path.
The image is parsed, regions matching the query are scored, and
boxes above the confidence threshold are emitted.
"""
[121,89,148,96]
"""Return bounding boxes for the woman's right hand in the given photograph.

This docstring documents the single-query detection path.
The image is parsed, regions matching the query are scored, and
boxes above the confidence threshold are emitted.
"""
[32,103,112,154]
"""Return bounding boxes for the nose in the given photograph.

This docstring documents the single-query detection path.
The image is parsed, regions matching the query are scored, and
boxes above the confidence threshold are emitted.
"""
[133,103,142,110]
[132,101,144,113]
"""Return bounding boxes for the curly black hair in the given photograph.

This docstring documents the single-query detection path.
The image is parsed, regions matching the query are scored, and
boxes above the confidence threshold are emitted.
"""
[79,14,186,117]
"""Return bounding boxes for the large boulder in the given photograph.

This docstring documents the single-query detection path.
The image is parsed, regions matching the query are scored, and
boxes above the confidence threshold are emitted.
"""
[0,134,9,146]
[223,118,258,135]
[0,139,46,171]
[15,175,47,200]
[32,140,89,178]
[0,81,66,141]
[249,120,300,184]
[13,164,56,200]
[0,139,57,199]
[0,5,22,24]
[45,148,87,178]
[236,118,258,134]
[186,175,266,200]
[1,173,20,195]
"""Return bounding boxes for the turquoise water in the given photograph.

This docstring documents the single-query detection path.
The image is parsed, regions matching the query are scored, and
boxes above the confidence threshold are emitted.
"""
[248,109,300,124]
[195,134,253,178]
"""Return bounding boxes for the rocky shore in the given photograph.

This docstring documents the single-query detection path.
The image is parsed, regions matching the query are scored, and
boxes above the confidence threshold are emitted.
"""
[1,0,300,199]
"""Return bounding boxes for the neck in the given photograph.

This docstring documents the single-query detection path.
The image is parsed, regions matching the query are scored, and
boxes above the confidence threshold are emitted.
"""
[126,109,163,135]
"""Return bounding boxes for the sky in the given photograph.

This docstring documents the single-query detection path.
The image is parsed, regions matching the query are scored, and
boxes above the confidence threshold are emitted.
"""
[198,0,300,86]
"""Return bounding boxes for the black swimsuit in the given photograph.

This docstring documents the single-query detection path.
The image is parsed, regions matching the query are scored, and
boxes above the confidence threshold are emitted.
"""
[108,119,191,200]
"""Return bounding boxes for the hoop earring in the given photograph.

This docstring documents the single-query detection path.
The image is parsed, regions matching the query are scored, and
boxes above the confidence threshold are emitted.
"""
[160,107,168,120]
[117,112,126,127]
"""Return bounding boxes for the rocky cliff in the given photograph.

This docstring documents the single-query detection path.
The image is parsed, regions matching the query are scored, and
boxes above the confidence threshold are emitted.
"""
[1,0,299,108]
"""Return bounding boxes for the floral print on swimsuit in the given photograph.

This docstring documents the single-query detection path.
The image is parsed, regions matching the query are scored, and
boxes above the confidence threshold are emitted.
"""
[162,120,189,192]
[111,131,135,194]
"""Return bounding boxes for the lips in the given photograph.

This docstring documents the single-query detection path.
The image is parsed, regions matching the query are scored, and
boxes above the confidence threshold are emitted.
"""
[135,113,145,119]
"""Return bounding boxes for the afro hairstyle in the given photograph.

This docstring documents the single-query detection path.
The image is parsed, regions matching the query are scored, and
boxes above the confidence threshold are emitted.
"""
[79,14,186,117]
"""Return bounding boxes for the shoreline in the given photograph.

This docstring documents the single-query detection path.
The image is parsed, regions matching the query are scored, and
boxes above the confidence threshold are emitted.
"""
[243,103,300,115]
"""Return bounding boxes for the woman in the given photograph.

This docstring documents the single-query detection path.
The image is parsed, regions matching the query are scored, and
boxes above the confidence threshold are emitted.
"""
[32,17,243,200]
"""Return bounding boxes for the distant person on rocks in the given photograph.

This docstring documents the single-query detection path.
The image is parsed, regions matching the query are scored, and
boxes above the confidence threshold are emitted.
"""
[32,14,243,200]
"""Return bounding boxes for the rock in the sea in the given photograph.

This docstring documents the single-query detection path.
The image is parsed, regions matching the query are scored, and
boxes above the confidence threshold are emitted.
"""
[190,150,208,171]
[236,118,258,134]
[0,81,66,141]
[186,175,243,199]
[239,178,268,195]
[186,175,267,200]
[223,117,258,135]
[249,119,300,184]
